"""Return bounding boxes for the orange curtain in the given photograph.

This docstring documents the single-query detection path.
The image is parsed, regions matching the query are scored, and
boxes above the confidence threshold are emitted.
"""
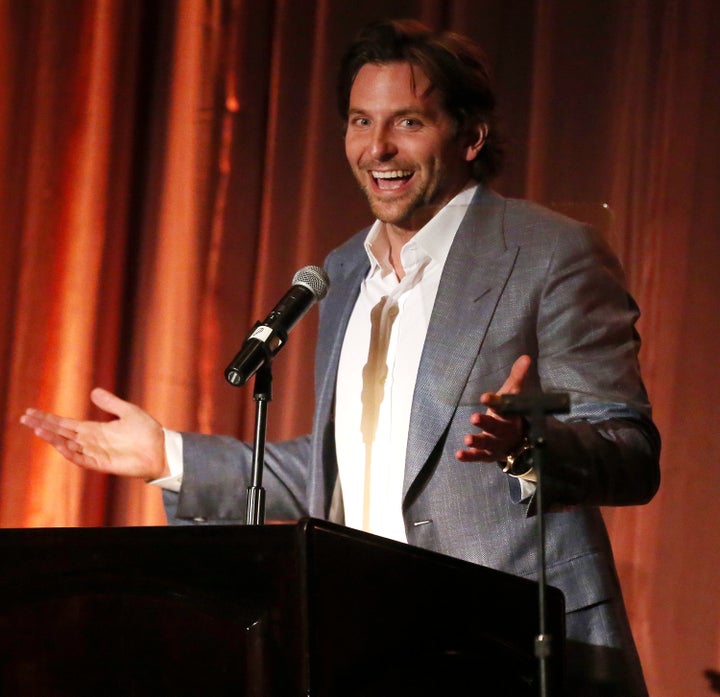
[1,1,719,694]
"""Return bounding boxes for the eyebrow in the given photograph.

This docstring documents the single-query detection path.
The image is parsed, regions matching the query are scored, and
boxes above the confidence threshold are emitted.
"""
[347,107,430,118]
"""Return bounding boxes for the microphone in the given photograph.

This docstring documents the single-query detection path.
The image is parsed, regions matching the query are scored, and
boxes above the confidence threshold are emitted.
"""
[224,265,330,386]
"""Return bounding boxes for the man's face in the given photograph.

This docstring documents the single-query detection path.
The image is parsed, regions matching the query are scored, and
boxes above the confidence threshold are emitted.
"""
[344,61,483,235]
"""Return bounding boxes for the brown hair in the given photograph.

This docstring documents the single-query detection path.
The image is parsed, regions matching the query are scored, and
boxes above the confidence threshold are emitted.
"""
[337,19,503,183]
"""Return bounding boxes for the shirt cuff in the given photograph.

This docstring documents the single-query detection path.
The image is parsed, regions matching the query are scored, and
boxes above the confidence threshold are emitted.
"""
[147,429,184,492]
[517,476,536,502]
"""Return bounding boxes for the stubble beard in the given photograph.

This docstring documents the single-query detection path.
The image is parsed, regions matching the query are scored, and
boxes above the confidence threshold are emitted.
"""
[356,170,443,230]
[364,188,424,226]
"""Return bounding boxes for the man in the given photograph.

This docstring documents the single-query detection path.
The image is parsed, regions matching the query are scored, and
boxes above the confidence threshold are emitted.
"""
[22,19,660,695]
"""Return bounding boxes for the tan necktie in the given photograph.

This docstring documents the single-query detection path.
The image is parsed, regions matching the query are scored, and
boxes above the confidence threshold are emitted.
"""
[360,296,398,530]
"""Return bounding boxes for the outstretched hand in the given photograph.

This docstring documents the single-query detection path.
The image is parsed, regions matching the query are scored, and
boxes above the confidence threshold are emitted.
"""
[20,388,168,481]
[456,355,531,463]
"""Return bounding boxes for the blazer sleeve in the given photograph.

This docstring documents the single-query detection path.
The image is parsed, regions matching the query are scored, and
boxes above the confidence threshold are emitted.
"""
[523,223,661,511]
[164,433,312,524]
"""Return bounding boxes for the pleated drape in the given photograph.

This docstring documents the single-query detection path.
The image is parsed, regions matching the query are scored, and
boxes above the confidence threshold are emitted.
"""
[1,1,718,694]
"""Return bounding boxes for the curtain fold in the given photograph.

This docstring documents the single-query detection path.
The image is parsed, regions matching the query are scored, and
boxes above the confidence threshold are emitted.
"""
[115,0,216,525]
[1,1,718,694]
[1,0,145,526]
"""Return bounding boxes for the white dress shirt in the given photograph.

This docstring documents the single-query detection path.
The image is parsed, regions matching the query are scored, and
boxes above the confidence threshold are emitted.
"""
[334,184,478,542]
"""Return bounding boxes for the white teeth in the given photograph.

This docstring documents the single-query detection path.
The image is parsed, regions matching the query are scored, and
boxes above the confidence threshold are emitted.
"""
[371,170,412,179]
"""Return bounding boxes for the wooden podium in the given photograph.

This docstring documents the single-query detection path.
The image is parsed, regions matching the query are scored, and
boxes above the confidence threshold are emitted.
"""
[0,519,564,696]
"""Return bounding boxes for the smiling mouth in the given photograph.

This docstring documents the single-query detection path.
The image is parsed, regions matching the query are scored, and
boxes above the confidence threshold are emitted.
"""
[370,169,414,191]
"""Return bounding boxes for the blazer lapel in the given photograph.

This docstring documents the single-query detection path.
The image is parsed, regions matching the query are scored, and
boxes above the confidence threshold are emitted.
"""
[316,238,370,411]
[307,236,369,515]
[403,189,519,497]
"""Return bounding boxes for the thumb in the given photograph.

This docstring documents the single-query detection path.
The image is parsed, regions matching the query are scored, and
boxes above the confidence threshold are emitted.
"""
[498,354,532,395]
[479,355,532,412]
[90,387,135,419]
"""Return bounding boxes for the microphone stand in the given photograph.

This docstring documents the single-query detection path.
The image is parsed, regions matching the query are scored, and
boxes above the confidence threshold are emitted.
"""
[529,408,552,697]
[491,392,570,697]
[245,362,273,526]
[224,265,330,524]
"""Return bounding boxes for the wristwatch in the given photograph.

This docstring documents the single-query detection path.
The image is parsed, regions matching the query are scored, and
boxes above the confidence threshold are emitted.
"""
[500,437,535,478]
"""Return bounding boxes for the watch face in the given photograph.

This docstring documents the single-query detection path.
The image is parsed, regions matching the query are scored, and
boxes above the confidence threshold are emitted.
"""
[508,444,534,477]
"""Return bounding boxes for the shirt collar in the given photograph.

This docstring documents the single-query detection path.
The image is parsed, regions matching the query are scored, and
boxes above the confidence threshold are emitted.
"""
[363,181,479,276]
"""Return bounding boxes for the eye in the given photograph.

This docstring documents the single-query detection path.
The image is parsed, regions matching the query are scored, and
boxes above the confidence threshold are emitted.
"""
[399,117,422,128]
[350,116,370,127]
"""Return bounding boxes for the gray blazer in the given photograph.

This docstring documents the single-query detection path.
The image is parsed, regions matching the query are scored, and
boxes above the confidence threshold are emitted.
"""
[166,186,660,690]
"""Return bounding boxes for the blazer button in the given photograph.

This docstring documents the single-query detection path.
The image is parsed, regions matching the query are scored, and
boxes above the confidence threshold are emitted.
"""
[411,519,433,527]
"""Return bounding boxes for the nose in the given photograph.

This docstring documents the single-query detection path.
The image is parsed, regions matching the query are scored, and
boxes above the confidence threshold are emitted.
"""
[369,125,397,161]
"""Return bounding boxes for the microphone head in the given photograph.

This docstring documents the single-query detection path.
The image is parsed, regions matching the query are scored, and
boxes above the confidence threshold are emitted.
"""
[292,265,330,300]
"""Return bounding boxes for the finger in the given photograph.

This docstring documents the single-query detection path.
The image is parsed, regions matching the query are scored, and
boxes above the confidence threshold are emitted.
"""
[473,413,521,443]
[50,438,100,470]
[21,409,103,465]
[29,423,88,462]
[34,421,110,469]
[463,430,501,450]
[21,409,82,440]
[460,429,509,462]
[466,409,525,459]
[471,411,514,429]
[455,446,493,462]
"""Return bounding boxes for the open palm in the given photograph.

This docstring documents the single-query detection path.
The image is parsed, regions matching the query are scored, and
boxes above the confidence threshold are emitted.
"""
[21,387,167,481]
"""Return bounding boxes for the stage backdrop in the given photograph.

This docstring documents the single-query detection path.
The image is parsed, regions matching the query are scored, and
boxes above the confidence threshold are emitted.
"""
[1,1,718,695]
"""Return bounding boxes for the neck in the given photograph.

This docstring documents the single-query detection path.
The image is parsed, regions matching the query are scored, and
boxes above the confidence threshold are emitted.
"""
[386,226,417,280]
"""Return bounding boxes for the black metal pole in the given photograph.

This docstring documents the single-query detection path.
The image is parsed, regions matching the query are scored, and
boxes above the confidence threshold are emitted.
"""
[529,424,552,697]
[489,392,570,697]
[245,362,273,526]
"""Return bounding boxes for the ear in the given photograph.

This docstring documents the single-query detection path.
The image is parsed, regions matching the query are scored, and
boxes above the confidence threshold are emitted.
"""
[462,122,489,163]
